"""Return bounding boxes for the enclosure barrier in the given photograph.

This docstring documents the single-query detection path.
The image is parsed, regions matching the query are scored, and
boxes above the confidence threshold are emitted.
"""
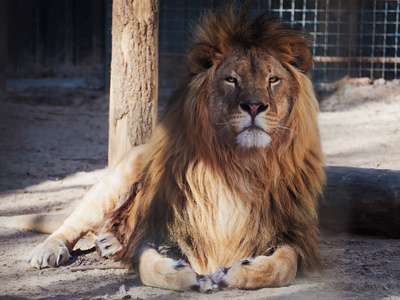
[159,0,400,98]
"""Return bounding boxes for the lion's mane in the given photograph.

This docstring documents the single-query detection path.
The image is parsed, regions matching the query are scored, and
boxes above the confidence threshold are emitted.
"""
[104,5,325,275]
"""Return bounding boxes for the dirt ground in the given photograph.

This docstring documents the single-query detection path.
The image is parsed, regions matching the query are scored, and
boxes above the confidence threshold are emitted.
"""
[1,80,400,299]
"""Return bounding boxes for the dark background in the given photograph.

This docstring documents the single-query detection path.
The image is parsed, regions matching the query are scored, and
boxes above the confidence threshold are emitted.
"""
[1,0,399,102]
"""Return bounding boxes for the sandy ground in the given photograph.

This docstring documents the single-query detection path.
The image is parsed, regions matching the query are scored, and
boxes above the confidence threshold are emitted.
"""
[1,81,400,299]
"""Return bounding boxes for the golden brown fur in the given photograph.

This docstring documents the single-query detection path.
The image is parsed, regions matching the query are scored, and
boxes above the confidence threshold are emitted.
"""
[26,4,325,292]
[102,5,324,276]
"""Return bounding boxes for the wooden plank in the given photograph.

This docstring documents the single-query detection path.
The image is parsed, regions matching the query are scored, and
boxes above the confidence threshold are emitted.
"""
[44,1,67,67]
[64,0,74,65]
[104,0,112,93]
[15,0,38,73]
[35,0,46,69]
[92,0,105,64]
[73,0,105,65]
[0,0,8,90]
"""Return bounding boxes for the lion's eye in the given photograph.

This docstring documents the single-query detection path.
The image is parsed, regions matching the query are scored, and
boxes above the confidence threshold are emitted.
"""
[269,76,280,84]
[226,77,237,84]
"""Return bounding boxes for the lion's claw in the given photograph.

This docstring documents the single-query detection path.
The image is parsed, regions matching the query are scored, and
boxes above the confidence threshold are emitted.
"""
[95,233,123,257]
[28,239,71,269]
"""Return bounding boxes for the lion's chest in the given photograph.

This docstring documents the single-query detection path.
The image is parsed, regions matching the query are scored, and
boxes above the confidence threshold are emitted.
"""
[173,170,267,274]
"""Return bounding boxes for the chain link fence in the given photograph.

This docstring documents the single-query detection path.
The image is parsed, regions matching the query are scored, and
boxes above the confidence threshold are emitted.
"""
[159,0,400,100]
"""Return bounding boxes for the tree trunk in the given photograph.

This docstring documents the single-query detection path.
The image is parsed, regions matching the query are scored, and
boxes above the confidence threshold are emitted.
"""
[108,0,159,167]
[320,166,400,238]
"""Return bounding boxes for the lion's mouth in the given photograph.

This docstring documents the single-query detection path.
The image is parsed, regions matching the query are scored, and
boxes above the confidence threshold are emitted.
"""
[240,125,266,134]
[236,127,271,148]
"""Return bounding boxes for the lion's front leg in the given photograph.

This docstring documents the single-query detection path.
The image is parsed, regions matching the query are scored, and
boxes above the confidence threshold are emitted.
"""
[139,246,216,293]
[28,145,147,269]
[212,246,298,290]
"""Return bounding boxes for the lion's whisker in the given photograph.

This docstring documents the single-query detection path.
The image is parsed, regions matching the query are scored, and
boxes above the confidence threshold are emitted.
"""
[277,125,293,131]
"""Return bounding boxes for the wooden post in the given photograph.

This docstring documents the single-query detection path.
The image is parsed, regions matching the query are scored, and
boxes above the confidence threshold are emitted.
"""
[108,0,159,167]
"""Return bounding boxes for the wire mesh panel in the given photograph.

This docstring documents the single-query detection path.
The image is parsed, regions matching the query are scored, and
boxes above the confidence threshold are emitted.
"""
[159,0,400,100]
[305,0,400,84]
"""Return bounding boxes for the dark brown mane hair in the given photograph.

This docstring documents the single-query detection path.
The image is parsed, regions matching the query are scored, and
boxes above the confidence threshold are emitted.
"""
[103,3,325,274]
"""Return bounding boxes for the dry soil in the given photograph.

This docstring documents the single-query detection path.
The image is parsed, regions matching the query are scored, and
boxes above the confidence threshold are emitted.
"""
[1,81,400,299]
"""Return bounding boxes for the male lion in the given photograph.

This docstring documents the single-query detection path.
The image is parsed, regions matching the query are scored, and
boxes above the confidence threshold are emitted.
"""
[27,5,325,292]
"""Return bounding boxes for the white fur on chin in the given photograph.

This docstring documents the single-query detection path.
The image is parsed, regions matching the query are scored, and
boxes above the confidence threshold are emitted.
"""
[237,129,271,148]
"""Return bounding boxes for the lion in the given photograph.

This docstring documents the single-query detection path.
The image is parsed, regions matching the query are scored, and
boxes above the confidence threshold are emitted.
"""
[25,4,325,292]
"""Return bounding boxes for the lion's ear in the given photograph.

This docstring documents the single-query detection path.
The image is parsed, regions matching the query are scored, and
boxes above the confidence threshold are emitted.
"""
[288,43,313,72]
[188,45,220,74]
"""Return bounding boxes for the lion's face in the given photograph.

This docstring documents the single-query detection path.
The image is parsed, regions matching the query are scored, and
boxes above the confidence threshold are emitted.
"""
[210,49,293,148]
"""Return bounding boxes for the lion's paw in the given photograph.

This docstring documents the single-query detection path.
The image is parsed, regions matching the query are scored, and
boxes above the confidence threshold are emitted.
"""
[191,275,219,293]
[210,268,230,290]
[95,233,123,257]
[28,239,71,269]
[210,259,255,290]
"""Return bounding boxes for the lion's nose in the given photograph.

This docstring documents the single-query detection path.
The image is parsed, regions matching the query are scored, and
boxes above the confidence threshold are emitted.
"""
[240,102,269,117]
